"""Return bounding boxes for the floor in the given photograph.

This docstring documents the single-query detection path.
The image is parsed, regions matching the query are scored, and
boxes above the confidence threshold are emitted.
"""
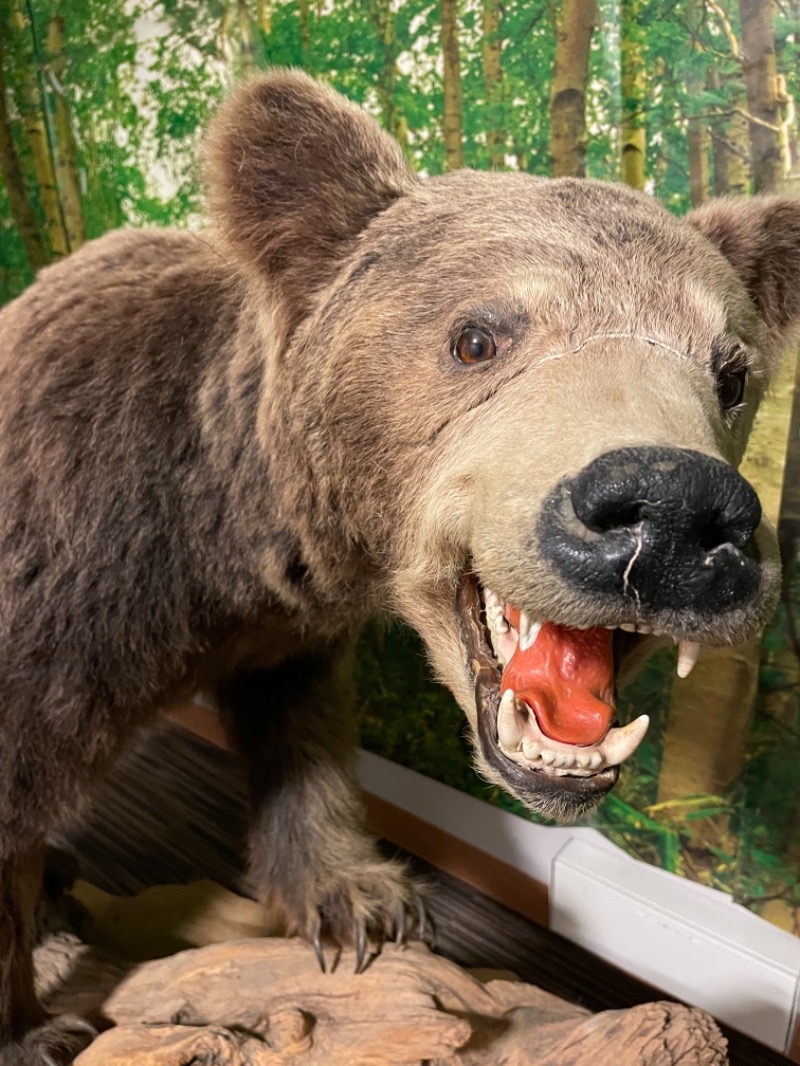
[55,721,792,1066]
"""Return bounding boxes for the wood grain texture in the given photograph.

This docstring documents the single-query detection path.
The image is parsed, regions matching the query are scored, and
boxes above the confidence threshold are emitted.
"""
[33,934,729,1066]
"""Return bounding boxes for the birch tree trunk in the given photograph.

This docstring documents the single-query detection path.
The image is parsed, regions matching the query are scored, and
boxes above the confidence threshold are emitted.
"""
[482,0,505,169]
[237,0,256,71]
[705,2,751,196]
[220,0,256,74]
[376,0,395,134]
[709,71,751,197]
[687,125,711,206]
[46,16,86,253]
[620,0,646,189]
[550,0,597,178]
[10,0,68,259]
[441,0,464,169]
[297,0,310,63]
[0,32,48,271]
[739,0,785,192]
[373,0,408,149]
[686,0,710,206]
[257,0,272,35]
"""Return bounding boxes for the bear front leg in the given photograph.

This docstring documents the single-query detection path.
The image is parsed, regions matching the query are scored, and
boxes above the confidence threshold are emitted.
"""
[0,847,96,1065]
[218,640,422,970]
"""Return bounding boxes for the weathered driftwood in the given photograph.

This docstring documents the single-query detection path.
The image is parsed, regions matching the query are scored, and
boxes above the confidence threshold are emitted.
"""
[39,934,729,1066]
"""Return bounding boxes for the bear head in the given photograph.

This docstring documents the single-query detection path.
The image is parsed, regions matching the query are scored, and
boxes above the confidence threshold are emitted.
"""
[206,71,800,821]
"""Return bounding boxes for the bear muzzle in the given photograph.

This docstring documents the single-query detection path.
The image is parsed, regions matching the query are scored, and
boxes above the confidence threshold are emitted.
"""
[455,446,774,819]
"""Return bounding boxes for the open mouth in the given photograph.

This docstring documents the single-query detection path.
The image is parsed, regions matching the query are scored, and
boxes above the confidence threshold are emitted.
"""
[457,571,702,801]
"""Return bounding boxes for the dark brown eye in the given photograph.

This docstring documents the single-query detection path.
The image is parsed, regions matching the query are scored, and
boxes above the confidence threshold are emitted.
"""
[717,368,747,410]
[454,327,496,365]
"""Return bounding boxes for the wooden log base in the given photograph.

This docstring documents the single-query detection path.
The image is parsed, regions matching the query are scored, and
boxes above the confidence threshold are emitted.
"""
[33,933,730,1065]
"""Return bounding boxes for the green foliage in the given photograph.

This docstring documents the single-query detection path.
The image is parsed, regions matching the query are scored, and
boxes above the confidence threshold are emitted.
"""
[0,184,31,303]
[356,621,486,797]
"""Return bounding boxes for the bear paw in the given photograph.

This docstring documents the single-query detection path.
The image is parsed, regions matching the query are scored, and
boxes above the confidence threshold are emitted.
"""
[293,858,431,974]
[1,1016,97,1066]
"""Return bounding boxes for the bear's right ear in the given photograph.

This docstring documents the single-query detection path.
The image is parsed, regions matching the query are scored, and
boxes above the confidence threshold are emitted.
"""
[686,196,800,353]
[205,70,415,329]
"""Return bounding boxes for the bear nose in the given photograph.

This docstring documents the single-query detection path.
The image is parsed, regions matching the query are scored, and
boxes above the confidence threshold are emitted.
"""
[540,446,763,615]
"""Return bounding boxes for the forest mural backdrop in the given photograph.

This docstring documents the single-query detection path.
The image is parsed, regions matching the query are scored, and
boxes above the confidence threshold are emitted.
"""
[2,0,800,932]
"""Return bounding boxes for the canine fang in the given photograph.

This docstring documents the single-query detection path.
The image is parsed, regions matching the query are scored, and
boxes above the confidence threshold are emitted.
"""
[676,641,701,678]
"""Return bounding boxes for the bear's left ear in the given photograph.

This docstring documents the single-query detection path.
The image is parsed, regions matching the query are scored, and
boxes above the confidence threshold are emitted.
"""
[686,196,800,349]
[205,69,416,331]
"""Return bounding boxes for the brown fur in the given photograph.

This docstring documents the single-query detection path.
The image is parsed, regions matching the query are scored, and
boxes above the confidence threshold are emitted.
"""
[0,70,799,1060]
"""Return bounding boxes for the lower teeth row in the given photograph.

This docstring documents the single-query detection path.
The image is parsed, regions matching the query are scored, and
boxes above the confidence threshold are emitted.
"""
[496,690,650,774]
[510,743,604,771]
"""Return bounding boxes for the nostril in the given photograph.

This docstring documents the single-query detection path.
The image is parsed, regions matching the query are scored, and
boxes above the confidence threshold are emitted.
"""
[698,520,732,552]
[573,495,648,534]
[593,501,645,533]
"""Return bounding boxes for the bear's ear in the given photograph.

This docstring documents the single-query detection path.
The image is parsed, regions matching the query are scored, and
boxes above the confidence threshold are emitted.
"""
[205,70,415,328]
[686,196,800,349]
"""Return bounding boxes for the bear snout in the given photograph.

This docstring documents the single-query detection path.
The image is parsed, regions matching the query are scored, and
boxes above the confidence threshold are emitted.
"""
[538,445,763,618]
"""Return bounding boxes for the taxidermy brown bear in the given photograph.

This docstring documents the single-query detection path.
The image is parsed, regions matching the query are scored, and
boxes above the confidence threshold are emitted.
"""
[0,69,798,1063]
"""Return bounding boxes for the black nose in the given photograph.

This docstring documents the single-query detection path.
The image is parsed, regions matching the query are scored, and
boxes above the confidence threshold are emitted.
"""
[539,446,763,615]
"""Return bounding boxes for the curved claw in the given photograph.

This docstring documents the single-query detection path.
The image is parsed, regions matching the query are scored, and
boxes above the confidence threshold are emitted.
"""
[33,1016,98,1066]
[354,916,368,974]
[395,899,406,945]
[417,897,435,947]
[65,1018,99,1039]
[310,915,326,973]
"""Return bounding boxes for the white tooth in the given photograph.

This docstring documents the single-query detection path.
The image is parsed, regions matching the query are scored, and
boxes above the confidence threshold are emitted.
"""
[523,739,542,761]
[577,753,592,769]
[554,753,574,768]
[636,625,652,634]
[620,623,636,633]
[488,624,507,668]
[589,751,603,770]
[676,641,701,678]
[484,589,500,608]
[541,750,556,765]
[493,616,509,634]
[599,714,650,767]
[518,612,543,652]
[521,622,542,651]
[497,689,524,750]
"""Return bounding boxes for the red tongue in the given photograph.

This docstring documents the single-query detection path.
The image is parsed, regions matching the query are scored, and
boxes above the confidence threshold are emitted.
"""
[500,611,615,746]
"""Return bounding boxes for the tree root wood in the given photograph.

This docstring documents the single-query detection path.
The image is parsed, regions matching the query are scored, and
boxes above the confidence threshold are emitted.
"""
[31,934,730,1065]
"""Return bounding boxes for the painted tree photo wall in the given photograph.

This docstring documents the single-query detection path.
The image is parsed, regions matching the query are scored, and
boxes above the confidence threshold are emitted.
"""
[2,0,800,932]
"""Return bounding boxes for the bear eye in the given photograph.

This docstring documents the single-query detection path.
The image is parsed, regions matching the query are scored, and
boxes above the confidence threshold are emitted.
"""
[454,327,497,365]
[717,368,747,410]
